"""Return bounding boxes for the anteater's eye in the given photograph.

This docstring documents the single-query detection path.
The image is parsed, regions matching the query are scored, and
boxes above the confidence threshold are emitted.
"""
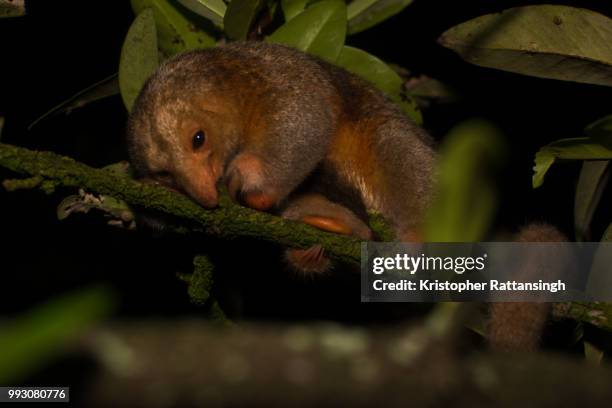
[192,130,206,150]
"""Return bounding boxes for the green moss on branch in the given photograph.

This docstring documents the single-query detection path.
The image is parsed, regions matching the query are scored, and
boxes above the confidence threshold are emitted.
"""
[0,142,360,265]
[2,142,612,332]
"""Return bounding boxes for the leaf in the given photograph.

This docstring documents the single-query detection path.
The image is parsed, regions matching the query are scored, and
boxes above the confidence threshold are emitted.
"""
[0,0,25,18]
[603,224,612,241]
[0,117,4,141]
[584,341,605,365]
[0,287,114,384]
[57,195,86,220]
[425,303,461,337]
[586,224,612,299]
[424,120,505,242]
[347,0,413,35]
[406,75,457,105]
[574,161,610,241]
[176,0,226,27]
[570,323,584,345]
[533,138,612,188]
[281,0,308,21]
[119,9,160,112]
[224,0,266,40]
[439,5,612,87]
[336,46,422,124]
[585,114,612,147]
[28,74,119,131]
[57,184,135,228]
[132,0,215,57]
[267,0,347,62]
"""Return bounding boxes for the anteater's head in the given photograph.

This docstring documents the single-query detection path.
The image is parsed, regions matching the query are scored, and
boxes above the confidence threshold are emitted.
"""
[126,50,242,208]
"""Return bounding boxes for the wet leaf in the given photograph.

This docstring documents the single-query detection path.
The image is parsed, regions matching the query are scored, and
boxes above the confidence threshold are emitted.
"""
[439,5,612,87]
[267,0,347,62]
[119,8,159,112]
[347,0,413,35]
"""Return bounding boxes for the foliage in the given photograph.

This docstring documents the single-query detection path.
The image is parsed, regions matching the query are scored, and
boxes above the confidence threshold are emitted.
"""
[119,9,160,112]
[121,0,423,123]
[5,0,612,380]
[0,0,25,18]
[424,120,505,242]
[439,5,612,87]
[0,287,114,384]
[436,4,612,243]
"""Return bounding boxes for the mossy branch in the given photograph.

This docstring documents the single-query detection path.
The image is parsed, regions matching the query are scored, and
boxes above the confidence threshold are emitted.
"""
[0,142,360,265]
[2,142,612,332]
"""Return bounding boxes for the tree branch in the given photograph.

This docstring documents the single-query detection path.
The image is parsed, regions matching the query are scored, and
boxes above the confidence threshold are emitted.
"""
[1,142,612,331]
[79,321,612,407]
[0,142,360,265]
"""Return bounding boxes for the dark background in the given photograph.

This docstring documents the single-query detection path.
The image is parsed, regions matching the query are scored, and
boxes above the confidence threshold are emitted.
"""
[1,0,611,326]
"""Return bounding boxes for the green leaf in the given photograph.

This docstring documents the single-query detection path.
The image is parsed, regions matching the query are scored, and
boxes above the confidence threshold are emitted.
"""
[585,114,612,147]
[574,161,610,241]
[0,287,114,384]
[533,138,612,188]
[424,120,505,242]
[132,0,215,57]
[584,341,605,365]
[267,0,347,62]
[119,8,160,112]
[56,187,135,227]
[586,224,612,300]
[337,46,401,97]
[281,0,308,21]
[347,0,413,35]
[176,0,226,27]
[28,74,119,131]
[336,46,421,124]
[602,224,612,241]
[406,75,457,106]
[0,0,25,18]
[224,0,266,40]
[439,5,612,87]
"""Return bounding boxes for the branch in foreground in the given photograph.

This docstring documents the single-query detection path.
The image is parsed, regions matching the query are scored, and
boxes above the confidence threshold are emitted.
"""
[79,321,612,407]
[1,142,611,331]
